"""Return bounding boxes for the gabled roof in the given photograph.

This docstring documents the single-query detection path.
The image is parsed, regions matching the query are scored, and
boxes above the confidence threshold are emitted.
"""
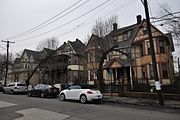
[57,39,86,56]
[43,48,54,55]
[38,48,55,59]
[57,42,66,51]
[21,49,40,60]
[103,57,132,68]
[105,22,141,48]
[69,39,86,56]
[86,34,105,51]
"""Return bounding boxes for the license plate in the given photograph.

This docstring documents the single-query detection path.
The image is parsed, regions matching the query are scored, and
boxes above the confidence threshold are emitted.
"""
[97,95,101,98]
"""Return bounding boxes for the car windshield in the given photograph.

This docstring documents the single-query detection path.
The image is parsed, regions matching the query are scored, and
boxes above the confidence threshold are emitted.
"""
[69,85,81,89]
[17,83,26,86]
[41,85,52,89]
[81,85,97,90]
[8,84,15,87]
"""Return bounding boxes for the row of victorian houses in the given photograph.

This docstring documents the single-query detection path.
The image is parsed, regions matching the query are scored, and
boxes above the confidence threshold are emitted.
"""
[7,15,175,91]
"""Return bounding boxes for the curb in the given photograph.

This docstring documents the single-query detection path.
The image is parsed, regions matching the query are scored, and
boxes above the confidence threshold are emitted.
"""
[102,98,180,110]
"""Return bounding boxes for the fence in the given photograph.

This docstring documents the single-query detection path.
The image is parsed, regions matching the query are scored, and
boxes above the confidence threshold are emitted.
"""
[102,79,180,95]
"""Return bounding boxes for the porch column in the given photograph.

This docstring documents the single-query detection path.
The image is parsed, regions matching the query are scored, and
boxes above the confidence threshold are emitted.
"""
[88,70,90,81]
[130,65,133,90]
[115,68,118,84]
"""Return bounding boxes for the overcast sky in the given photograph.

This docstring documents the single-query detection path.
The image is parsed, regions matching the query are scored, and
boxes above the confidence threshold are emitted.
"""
[0,0,179,58]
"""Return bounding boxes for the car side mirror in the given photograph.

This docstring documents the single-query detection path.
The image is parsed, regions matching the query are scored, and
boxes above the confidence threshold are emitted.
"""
[68,88,71,90]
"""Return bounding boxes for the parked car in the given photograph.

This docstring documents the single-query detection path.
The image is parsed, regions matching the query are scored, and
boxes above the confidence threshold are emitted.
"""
[0,84,4,92]
[27,84,59,98]
[59,84,103,104]
[3,82,27,94]
[53,83,70,92]
[53,84,61,92]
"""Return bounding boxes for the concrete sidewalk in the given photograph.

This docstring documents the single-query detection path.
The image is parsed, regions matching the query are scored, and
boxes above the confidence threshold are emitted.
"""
[103,96,180,109]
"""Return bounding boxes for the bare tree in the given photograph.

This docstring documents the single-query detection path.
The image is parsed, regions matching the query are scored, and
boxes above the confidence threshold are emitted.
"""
[0,52,14,65]
[0,53,6,64]
[15,50,23,58]
[0,52,14,81]
[36,37,59,51]
[83,33,91,45]
[158,3,180,45]
[92,16,118,38]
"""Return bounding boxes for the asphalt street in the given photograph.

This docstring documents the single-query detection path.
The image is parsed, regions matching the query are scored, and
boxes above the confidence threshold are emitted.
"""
[0,93,180,120]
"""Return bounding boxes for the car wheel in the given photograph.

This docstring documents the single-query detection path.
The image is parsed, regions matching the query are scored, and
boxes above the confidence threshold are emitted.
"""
[95,99,102,104]
[80,94,87,104]
[2,90,5,94]
[27,92,32,97]
[60,93,65,101]
[41,92,45,98]
[10,90,14,95]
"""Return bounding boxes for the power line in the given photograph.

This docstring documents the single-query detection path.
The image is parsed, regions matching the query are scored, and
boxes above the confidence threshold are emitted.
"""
[12,0,137,49]
[8,0,83,40]
[0,45,6,50]
[15,0,89,39]
[150,11,180,20]
[151,16,180,23]
[57,0,137,38]
[14,0,136,48]
[15,0,111,42]
[12,0,135,48]
[103,0,137,16]
[9,46,18,55]
[11,0,116,48]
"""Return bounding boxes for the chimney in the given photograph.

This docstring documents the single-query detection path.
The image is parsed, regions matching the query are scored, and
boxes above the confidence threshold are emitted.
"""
[136,15,142,24]
[113,23,117,31]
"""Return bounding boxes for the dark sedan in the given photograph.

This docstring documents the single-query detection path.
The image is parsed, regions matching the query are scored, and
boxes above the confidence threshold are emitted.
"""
[0,84,4,92]
[27,84,59,98]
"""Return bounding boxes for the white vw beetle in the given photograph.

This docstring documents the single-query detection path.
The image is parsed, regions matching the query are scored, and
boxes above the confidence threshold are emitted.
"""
[59,84,102,104]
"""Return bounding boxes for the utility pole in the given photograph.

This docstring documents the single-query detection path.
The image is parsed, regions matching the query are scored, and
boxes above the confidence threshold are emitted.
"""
[1,40,15,86]
[143,0,164,105]
[178,57,180,77]
[178,57,180,89]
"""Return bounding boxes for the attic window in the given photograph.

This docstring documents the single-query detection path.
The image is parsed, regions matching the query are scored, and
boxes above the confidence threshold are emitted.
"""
[123,30,131,41]
[143,26,148,34]
[117,34,123,42]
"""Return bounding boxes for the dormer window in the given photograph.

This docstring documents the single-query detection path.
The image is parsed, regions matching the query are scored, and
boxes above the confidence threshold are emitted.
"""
[123,30,131,41]
[123,32,128,41]
[117,34,123,42]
